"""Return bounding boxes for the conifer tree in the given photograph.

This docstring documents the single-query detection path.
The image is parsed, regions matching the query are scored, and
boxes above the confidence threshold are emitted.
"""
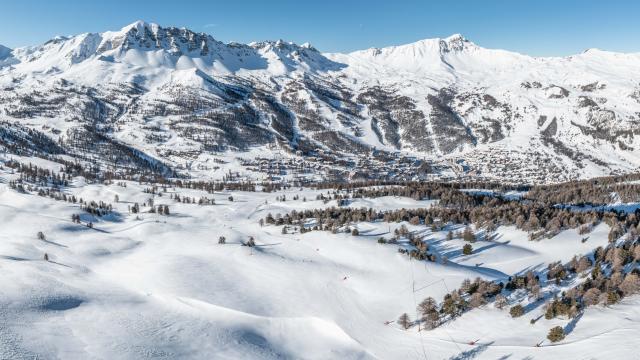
[397,313,411,330]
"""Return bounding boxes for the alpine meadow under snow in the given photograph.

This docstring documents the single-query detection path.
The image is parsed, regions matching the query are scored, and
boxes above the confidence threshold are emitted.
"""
[1,20,640,360]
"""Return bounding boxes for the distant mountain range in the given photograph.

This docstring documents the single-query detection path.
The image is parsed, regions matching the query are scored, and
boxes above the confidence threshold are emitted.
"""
[1,21,639,183]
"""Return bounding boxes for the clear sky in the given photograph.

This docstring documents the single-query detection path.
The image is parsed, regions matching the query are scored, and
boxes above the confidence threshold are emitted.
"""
[1,0,639,56]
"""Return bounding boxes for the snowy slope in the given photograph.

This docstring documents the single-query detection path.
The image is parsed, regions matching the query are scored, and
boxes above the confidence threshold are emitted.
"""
[0,166,638,359]
[1,21,640,183]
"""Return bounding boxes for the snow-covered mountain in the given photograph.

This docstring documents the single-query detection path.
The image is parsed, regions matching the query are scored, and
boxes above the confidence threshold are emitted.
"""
[2,21,640,183]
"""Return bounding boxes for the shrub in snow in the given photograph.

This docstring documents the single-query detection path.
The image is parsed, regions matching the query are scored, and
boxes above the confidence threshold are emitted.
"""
[510,304,524,318]
[547,326,565,342]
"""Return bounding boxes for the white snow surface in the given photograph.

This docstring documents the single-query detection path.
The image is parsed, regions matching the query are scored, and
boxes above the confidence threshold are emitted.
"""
[1,22,640,358]
[0,171,638,359]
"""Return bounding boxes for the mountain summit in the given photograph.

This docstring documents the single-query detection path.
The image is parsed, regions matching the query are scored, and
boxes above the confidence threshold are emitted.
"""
[0,21,639,183]
[0,44,11,58]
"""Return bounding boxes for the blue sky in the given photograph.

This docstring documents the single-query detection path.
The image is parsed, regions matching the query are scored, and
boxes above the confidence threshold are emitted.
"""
[1,0,639,56]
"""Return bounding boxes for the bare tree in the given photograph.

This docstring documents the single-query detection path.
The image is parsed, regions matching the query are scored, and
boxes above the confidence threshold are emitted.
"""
[494,294,508,309]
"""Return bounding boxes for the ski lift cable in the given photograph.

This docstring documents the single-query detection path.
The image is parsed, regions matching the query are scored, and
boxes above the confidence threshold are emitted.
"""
[421,260,463,353]
[408,257,429,360]
[413,278,448,293]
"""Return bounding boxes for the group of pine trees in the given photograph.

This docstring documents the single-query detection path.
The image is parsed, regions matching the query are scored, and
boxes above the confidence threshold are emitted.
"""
[129,202,170,216]
[260,182,640,344]
[526,172,640,205]
[396,277,504,332]
[266,188,638,244]
[392,238,640,340]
